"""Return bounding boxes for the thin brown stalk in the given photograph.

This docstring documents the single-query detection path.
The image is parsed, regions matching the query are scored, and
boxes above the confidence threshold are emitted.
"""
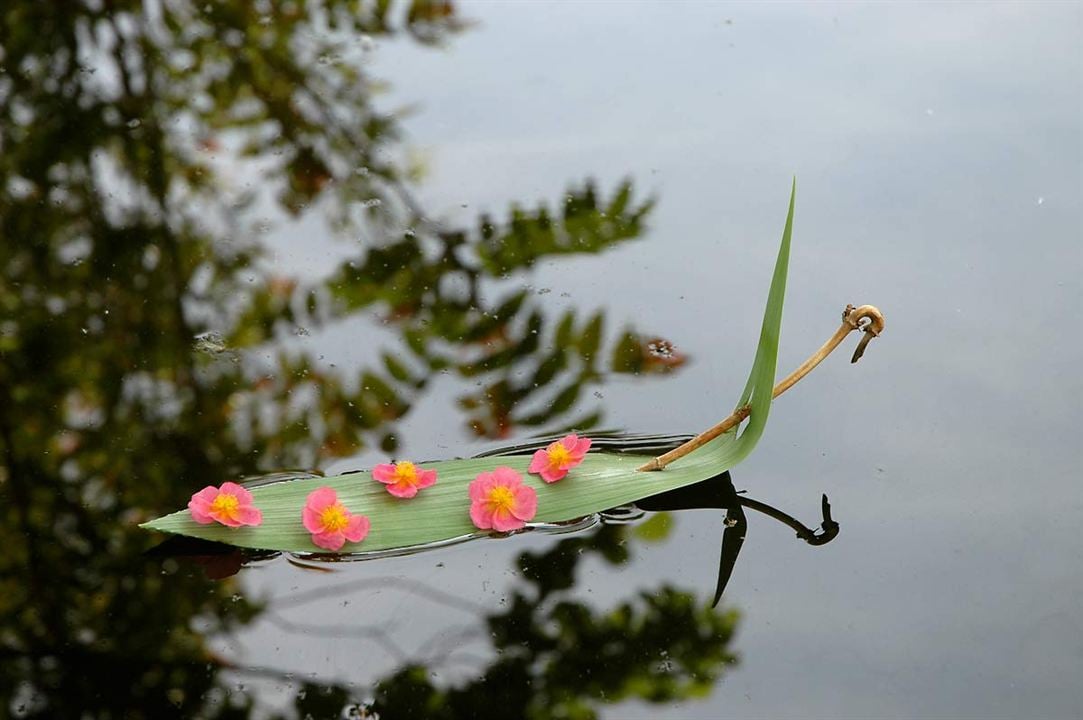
[636,304,885,472]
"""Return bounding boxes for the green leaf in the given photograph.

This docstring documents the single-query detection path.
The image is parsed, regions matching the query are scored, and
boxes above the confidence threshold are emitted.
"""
[733,177,794,452]
[142,185,796,553]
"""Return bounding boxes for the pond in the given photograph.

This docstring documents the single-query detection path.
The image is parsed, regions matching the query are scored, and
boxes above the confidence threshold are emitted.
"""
[2,2,1080,718]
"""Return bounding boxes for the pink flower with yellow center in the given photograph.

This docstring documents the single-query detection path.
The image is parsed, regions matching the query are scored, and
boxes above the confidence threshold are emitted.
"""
[188,482,263,528]
[527,433,592,483]
[302,487,371,551]
[372,460,437,499]
[468,467,538,532]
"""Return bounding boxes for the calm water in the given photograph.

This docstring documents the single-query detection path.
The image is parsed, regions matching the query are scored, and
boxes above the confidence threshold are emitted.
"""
[3,2,1080,718]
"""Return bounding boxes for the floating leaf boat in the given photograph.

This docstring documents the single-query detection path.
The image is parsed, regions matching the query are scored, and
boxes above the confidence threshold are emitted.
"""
[142,184,885,555]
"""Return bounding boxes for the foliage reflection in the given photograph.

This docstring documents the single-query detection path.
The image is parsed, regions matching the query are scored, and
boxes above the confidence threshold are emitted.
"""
[0,1,738,717]
[369,522,738,719]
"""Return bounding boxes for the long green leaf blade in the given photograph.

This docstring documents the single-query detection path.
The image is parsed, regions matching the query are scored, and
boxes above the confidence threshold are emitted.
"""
[142,186,796,553]
[731,177,794,458]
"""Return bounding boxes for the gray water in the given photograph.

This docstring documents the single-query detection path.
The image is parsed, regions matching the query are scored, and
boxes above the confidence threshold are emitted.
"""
[2,2,1080,718]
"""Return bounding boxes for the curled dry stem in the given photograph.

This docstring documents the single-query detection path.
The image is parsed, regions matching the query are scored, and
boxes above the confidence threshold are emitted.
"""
[636,304,885,472]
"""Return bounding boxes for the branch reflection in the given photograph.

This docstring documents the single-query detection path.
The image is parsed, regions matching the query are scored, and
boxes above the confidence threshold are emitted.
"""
[0,1,711,716]
[150,436,839,718]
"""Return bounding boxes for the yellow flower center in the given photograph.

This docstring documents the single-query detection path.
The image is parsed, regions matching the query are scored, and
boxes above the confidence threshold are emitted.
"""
[210,493,240,519]
[320,504,349,532]
[548,443,572,467]
[486,485,516,512]
[394,461,418,485]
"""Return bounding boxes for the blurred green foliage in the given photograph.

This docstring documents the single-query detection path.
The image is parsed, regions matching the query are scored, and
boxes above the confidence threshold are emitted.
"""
[0,1,727,717]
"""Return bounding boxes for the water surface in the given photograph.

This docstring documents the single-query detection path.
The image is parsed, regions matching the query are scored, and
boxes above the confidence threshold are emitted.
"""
[2,2,1080,718]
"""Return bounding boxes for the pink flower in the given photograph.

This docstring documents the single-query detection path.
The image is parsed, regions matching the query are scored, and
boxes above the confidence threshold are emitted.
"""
[527,434,591,483]
[188,482,263,528]
[468,466,538,532]
[301,487,371,551]
[372,460,437,499]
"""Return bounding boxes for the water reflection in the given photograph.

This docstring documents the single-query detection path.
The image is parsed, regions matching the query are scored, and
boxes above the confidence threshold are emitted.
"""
[205,464,832,718]
[0,1,721,716]
[368,521,739,719]
[192,519,741,718]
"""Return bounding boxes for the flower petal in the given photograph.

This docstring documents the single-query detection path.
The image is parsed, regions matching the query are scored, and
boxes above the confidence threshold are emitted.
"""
[191,486,220,504]
[491,466,522,486]
[490,507,525,532]
[188,503,215,524]
[219,482,252,504]
[415,469,438,489]
[560,434,579,452]
[469,473,495,501]
[573,437,592,456]
[511,484,538,521]
[305,486,338,513]
[311,531,345,551]
[302,505,324,533]
[343,515,370,543]
[528,449,549,474]
[187,488,218,523]
[386,481,418,499]
[469,501,494,530]
[214,511,244,528]
[372,464,397,484]
[235,506,263,527]
[540,466,567,483]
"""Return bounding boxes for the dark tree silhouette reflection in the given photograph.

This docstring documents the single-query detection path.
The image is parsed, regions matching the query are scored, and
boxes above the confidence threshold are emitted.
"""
[370,523,739,720]
[0,1,735,717]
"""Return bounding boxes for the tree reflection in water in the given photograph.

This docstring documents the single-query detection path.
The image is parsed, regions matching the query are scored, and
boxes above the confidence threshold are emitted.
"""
[160,463,838,719]
[0,1,747,717]
[369,521,739,719]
